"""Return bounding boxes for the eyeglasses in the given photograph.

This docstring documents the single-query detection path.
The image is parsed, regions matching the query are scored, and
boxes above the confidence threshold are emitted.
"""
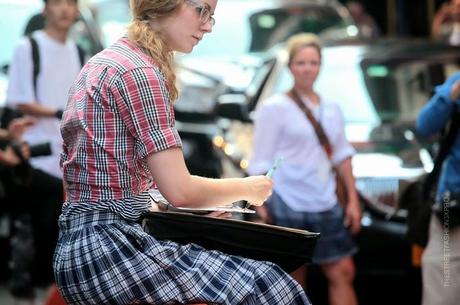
[185,0,215,26]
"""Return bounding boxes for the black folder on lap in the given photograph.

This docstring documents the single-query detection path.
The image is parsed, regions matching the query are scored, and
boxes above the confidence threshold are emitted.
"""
[142,211,319,273]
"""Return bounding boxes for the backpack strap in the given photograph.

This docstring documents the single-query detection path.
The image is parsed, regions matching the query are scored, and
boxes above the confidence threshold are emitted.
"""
[76,45,85,67]
[28,36,85,97]
[28,36,40,97]
[423,103,460,197]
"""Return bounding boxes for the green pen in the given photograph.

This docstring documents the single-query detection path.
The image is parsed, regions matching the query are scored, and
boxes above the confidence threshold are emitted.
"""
[266,156,284,178]
[244,156,284,209]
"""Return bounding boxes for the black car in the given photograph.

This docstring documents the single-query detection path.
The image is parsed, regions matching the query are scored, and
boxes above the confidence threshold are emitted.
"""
[214,38,460,305]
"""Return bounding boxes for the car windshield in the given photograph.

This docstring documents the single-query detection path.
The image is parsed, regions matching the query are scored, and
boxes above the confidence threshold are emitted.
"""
[0,1,42,66]
[192,0,354,57]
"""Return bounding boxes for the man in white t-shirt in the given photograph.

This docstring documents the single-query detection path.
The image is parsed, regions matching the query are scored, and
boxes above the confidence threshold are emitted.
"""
[5,0,81,302]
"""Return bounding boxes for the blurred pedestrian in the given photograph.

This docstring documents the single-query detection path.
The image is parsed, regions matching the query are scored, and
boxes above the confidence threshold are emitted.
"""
[345,0,380,38]
[5,0,82,302]
[416,72,460,305]
[0,117,35,167]
[432,0,460,45]
[52,0,311,304]
[248,33,361,305]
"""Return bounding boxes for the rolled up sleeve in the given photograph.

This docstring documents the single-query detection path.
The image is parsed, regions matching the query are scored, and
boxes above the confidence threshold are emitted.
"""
[331,104,355,166]
[112,67,182,159]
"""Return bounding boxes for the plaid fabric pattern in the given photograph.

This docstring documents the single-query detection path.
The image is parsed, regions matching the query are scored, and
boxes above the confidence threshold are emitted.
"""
[54,203,311,305]
[60,37,182,203]
[56,36,310,304]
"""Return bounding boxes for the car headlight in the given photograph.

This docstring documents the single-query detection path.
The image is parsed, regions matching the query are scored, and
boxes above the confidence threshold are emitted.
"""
[175,70,223,114]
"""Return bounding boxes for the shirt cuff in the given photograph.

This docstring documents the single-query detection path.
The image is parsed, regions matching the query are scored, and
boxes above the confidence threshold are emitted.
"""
[137,127,182,159]
[247,160,272,176]
[332,147,355,167]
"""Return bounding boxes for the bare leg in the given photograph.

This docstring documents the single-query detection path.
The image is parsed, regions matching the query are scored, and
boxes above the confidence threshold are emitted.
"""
[290,264,307,291]
[321,257,357,305]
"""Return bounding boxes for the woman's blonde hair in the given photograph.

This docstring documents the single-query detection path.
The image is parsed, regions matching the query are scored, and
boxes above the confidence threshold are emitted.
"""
[286,33,322,66]
[127,0,183,102]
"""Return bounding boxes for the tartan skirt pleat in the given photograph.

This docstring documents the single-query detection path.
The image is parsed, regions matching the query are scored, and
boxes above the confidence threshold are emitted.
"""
[53,208,310,305]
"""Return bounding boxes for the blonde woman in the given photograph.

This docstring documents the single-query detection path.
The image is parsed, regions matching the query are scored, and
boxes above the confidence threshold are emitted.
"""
[249,33,361,305]
[52,1,310,304]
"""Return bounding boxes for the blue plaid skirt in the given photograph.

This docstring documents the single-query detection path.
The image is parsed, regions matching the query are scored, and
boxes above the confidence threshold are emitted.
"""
[53,199,310,304]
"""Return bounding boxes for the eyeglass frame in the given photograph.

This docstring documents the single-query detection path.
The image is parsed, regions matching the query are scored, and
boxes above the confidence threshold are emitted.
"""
[185,0,215,26]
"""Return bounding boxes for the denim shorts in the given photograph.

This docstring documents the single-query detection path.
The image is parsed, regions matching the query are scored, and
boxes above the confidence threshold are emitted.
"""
[267,192,358,264]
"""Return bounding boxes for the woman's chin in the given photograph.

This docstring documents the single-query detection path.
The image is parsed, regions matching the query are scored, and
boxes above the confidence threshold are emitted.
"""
[176,46,194,54]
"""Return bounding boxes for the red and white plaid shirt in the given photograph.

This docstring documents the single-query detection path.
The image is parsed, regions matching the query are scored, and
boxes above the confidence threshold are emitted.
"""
[60,37,182,202]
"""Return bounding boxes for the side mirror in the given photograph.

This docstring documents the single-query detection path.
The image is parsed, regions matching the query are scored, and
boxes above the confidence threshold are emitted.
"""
[215,94,252,122]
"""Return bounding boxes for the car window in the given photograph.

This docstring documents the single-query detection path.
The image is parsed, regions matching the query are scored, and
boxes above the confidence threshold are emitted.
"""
[248,5,352,52]
[68,16,101,56]
[363,60,460,122]
[86,0,131,47]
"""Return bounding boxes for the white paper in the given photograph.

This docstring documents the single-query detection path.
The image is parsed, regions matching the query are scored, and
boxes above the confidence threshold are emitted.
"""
[149,189,255,214]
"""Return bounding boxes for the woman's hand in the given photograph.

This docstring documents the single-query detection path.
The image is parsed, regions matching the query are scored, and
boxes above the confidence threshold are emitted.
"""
[253,205,273,224]
[344,200,362,235]
[243,175,273,207]
[0,145,25,166]
[8,117,36,140]
[450,79,460,101]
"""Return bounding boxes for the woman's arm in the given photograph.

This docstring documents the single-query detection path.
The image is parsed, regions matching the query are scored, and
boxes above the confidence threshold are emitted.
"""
[336,157,361,235]
[416,75,460,136]
[147,147,272,208]
[7,117,36,140]
[16,103,62,119]
[0,144,28,167]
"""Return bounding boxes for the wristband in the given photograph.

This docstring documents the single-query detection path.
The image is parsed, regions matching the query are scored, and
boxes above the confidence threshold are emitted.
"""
[55,109,64,119]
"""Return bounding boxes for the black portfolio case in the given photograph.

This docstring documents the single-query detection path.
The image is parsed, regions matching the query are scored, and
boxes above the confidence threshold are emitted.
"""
[142,211,319,273]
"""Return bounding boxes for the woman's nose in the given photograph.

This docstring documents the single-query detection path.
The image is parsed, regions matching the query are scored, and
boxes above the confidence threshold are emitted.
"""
[201,20,213,33]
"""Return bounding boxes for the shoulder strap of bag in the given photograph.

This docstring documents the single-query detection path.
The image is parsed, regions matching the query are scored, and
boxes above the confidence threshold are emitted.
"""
[287,89,333,160]
[423,103,460,197]
[28,35,40,98]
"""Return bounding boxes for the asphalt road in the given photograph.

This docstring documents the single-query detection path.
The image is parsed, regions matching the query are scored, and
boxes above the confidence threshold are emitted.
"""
[0,285,48,305]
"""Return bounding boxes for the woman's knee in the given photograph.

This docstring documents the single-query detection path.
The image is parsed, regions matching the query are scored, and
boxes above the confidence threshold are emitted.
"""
[321,257,356,283]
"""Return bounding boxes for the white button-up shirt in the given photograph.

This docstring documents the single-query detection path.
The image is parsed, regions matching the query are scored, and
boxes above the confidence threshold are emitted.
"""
[247,93,355,212]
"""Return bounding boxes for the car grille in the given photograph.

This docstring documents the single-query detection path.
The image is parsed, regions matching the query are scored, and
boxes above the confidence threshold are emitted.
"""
[356,178,400,208]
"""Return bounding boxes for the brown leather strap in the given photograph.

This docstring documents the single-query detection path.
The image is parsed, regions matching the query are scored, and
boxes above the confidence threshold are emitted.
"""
[287,89,333,159]
[287,89,349,206]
